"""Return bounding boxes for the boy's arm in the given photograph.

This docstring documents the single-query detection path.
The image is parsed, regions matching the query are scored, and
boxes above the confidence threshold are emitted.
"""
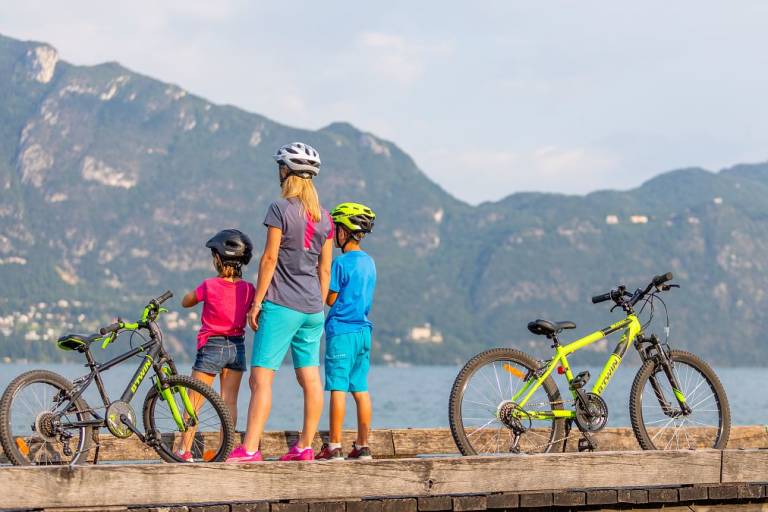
[326,291,338,307]
[318,238,333,305]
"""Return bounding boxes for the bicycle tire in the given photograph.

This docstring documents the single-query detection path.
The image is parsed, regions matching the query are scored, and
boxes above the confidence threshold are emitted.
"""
[0,370,93,465]
[449,348,566,455]
[629,349,730,450]
[143,374,235,463]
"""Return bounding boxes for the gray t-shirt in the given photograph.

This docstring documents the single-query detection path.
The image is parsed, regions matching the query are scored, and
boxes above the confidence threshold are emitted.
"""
[263,198,334,314]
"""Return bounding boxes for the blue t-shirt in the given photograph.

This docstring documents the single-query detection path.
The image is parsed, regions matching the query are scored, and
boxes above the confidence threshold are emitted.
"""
[325,250,377,338]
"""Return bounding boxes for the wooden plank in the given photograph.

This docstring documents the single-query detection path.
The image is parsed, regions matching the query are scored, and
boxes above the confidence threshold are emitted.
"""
[0,449,721,510]
[391,429,457,457]
[3,426,764,463]
[722,450,768,483]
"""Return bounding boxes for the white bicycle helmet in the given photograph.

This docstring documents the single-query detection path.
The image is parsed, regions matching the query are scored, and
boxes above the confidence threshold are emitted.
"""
[273,142,321,178]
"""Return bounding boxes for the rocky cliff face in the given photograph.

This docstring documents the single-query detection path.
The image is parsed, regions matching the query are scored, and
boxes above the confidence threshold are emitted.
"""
[1,33,767,365]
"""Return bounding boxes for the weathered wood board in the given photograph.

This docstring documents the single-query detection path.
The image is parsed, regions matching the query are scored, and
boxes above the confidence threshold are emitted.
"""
[0,450,723,510]
[2,426,765,463]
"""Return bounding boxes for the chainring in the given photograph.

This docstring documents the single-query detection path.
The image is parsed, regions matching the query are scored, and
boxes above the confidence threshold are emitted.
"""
[106,401,137,439]
[575,392,609,432]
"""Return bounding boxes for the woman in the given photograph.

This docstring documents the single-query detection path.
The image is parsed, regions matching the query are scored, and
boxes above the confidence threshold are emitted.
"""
[228,142,333,462]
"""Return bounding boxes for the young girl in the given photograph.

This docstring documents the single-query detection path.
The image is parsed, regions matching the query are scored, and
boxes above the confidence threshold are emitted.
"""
[228,142,333,462]
[177,229,255,462]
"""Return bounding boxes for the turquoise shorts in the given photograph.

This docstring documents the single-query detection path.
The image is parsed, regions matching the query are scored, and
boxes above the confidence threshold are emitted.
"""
[324,328,371,392]
[251,301,324,370]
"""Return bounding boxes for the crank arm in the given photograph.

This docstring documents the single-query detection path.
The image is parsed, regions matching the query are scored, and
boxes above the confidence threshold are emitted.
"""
[119,414,146,443]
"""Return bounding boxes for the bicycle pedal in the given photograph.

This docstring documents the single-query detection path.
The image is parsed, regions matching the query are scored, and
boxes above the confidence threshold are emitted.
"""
[578,434,598,452]
[570,370,591,390]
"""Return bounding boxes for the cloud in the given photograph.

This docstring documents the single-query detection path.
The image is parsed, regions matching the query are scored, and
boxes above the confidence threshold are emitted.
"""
[357,31,453,86]
[419,146,622,204]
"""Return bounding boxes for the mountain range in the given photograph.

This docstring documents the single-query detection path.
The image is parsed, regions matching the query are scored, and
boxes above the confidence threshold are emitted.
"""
[1,33,767,366]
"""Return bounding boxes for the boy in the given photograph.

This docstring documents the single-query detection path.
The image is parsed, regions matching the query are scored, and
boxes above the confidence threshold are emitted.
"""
[317,202,377,460]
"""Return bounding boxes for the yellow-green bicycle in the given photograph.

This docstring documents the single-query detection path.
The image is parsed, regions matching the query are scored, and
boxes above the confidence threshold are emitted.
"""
[449,272,731,455]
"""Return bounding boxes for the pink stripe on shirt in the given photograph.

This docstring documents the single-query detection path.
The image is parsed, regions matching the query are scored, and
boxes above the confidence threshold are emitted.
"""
[304,212,316,250]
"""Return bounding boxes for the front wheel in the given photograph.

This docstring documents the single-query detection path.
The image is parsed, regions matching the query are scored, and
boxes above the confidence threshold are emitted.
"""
[449,348,566,455]
[629,350,730,450]
[0,370,93,465]
[143,375,235,463]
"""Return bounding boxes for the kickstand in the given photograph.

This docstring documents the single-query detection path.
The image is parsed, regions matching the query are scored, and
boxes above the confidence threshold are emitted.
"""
[91,429,101,465]
[509,432,521,454]
[578,431,598,452]
[564,419,573,452]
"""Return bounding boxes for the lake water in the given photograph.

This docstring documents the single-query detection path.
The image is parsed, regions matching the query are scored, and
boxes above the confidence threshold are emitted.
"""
[0,362,764,430]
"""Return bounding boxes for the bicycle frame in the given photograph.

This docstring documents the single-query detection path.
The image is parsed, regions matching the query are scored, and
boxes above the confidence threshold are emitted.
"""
[510,315,643,421]
[55,324,193,431]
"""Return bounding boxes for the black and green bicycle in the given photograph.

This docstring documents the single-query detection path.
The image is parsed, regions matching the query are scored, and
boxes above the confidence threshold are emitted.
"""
[449,272,730,455]
[0,292,235,465]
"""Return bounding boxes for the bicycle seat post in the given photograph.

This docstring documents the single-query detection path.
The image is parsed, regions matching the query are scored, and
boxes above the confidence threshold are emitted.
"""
[549,333,560,349]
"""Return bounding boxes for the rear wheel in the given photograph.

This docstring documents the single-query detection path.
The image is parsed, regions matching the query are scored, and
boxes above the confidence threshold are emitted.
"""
[143,375,234,463]
[0,370,93,465]
[630,350,730,450]
[449,348,565,455]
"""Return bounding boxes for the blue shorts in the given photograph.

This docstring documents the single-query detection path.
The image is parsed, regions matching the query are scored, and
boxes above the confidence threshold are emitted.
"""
[251,301,324,370]
[193,336,247,374]
[324,328,371,392]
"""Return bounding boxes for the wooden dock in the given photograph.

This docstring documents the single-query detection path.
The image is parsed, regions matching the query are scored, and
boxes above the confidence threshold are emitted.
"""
[1,427,767,511]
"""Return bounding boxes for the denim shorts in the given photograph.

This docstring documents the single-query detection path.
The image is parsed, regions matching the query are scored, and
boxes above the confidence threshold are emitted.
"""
[193,335,247,374]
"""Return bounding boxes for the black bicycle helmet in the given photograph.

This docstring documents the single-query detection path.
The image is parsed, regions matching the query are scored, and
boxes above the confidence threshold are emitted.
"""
[205,229,253,266]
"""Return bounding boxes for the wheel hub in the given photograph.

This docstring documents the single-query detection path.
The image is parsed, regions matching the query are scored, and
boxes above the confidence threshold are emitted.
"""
[497,400,529,433]
[34,412,58,441]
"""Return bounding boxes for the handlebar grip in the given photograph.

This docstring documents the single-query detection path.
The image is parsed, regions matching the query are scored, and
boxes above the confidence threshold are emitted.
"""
[592,292,612,304]
[653,272,673,286]
[154,290,173,305]
[99,322,121,335]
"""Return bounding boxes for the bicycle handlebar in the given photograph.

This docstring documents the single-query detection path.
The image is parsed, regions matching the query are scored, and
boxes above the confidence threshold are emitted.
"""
[152,290,173,306]
[99,322,121,336]
[652,272,673,287]
[591,292,612,304]
[592,272,674,309]
[97,290,174,339]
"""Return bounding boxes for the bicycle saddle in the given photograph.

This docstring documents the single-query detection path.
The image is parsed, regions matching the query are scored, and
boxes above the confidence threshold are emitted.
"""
[527,319,576,337]
[57,333,101,352]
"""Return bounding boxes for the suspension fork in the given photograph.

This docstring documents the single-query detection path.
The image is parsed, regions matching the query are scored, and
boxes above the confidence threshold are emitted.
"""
[646,335,692,416]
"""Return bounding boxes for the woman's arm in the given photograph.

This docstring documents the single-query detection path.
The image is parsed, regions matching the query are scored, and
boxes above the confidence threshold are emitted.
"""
[181,290,199,308]
[318,238,333,305]
[249,226,282,330]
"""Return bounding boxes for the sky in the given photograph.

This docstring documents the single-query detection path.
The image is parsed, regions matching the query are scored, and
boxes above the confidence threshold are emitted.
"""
[2,1,768,204]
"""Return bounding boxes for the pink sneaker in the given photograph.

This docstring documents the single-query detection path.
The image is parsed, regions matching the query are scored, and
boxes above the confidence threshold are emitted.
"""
[279,444,314,461]
[226,444,264,463]
[176,450,194,463]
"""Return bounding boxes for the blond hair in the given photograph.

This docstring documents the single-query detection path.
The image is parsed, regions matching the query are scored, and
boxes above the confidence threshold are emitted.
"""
[281,175,321,222]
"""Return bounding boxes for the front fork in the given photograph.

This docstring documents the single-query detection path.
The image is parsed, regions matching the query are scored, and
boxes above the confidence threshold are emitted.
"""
[639,335,692,416]
[153,363,198,431]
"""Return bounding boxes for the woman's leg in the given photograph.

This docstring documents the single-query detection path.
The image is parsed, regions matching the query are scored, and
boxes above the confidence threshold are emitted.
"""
[219,368,243,429]
[295,366,323,448]
[241,367,275,452]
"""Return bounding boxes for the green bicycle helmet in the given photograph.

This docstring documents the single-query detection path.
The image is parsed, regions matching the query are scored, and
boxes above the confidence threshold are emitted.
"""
[330,202,376,234]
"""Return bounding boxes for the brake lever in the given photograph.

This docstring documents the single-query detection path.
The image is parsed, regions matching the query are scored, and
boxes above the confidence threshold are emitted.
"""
[661,284,680,291]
